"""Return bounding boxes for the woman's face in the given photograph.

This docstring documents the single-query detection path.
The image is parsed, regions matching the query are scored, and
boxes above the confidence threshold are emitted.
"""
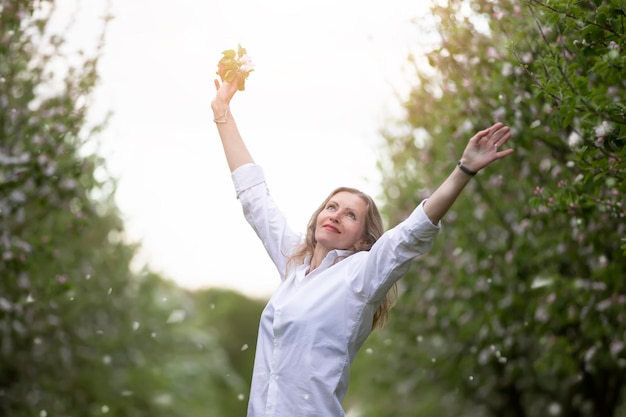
[314,191,367,251]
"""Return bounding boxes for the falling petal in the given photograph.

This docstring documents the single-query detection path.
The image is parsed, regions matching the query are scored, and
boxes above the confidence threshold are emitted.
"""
[166,309,186,323]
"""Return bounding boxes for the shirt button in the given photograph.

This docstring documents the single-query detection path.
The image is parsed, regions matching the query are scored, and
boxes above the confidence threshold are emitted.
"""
[274,340,279,347]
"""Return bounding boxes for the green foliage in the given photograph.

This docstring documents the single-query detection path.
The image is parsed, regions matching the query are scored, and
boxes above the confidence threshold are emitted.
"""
[0,2,264,416]
[346,0,626,416]
[0,1,130,413]
[192,288,266,415]
[216,44,254,91]
[127,278,261,417]
[522,0,626,254]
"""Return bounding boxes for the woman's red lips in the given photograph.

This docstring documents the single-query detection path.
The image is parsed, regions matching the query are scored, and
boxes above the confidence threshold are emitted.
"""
[323,224,340,233]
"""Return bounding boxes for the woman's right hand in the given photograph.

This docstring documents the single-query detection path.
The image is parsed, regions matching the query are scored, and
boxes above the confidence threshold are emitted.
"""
[211,78,239,116]
[211,76,255,171]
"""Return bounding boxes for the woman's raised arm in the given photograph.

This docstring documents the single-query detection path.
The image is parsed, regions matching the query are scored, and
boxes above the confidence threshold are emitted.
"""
[211,78,254,172]
[423,122,514,225]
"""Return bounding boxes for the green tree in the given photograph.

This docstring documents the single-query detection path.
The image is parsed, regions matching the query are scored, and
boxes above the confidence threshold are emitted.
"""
[347,1,625,416]
[522,0,626,249]
[0,2,250,416]
[128,275,259,417]
[191,288,267,415]
[2,1,158,414]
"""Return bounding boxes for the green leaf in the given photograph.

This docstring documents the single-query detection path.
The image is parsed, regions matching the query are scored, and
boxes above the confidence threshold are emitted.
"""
[221,49,236,58]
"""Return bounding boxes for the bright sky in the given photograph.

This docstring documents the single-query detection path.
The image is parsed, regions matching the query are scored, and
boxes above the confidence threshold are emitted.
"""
[57,0,433,299]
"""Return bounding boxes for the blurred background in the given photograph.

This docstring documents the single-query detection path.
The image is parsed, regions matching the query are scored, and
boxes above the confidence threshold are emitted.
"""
[1,0,625,416]
[62,0,432,299]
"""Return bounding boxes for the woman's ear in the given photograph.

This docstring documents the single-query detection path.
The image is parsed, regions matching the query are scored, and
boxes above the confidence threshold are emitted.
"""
[353,238,369,251]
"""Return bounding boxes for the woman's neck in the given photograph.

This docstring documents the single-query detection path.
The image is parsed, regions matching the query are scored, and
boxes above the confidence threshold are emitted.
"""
[308,245,330,274]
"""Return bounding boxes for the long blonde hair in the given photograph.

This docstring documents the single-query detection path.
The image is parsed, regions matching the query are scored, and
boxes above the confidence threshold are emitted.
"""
[286,187,397,330]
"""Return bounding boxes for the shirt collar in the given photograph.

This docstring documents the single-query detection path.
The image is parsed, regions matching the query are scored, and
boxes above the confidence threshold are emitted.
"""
[303,249,355,276]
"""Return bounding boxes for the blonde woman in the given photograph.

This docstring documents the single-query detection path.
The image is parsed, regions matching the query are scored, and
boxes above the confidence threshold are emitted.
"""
[211,77,513,417]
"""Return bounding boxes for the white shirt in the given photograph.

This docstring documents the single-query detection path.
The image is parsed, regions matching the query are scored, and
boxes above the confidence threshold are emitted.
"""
[232,164,440,417]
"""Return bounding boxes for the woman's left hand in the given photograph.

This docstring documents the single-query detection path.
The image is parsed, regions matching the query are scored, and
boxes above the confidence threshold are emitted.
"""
[460,122,514,173]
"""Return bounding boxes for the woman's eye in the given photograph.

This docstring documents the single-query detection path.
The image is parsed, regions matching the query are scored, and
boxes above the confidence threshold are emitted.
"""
[347,212,356,220]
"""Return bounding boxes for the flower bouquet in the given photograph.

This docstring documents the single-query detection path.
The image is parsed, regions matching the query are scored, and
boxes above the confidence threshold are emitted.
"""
[216,44,254,91]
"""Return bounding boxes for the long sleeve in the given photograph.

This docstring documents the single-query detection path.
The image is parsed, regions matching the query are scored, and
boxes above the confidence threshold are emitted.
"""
[231,163,303,279]
[352,200,441,303]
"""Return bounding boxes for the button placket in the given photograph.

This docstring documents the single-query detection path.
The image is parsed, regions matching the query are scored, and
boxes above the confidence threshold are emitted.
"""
[266,306,282,414]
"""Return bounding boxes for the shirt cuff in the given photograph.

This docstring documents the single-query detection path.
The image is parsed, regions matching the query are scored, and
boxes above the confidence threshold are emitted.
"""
[231,163,266,198]
[407,200,441,237]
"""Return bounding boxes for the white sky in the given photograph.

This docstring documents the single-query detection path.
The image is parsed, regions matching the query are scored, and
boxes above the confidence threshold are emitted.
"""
[56,0,434,299]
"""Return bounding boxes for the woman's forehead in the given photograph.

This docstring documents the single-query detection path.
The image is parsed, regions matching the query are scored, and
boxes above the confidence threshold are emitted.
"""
[328,191,367,209]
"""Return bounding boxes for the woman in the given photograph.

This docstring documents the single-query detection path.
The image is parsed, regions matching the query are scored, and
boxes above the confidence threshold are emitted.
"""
[212,77,513,417]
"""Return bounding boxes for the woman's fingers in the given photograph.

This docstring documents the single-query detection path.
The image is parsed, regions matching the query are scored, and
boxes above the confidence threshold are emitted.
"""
[492,127,514,160]
[495,147,515,160]
[473,127,491,144]
[474,122,505,145]
[489,125,510,147]
[462,123,514,170]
